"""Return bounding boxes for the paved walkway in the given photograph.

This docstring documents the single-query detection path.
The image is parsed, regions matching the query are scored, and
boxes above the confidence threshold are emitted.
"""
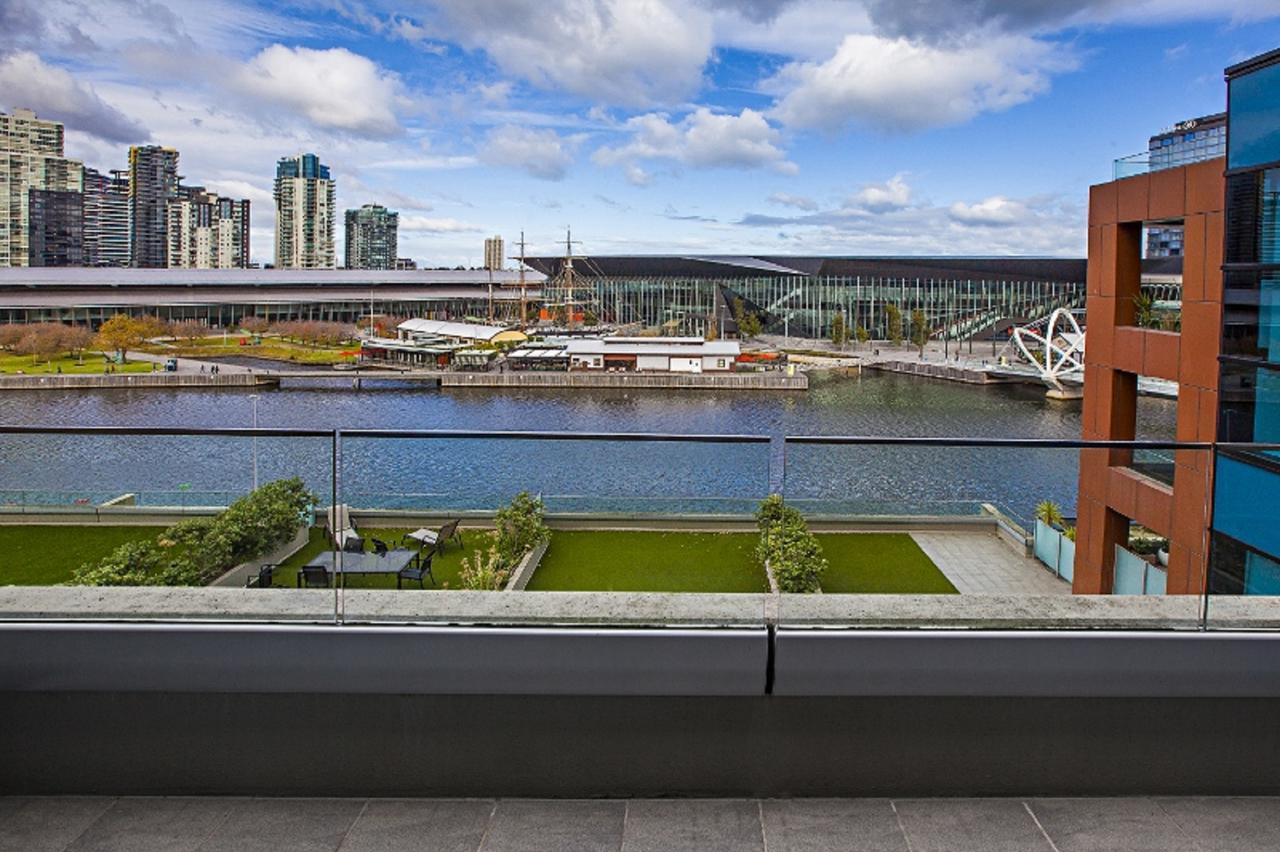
[911,531,1070,595]
[126,350,252,374]
[2,796,1277,851]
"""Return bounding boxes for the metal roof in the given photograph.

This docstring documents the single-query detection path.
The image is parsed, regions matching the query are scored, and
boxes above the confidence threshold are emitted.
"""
[0,286,535,308]
[525,255,1089,283]
[397,318,523,342]
[0,268,546,288]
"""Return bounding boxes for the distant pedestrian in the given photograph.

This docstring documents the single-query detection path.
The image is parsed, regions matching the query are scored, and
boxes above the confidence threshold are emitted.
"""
[200,364,206,373]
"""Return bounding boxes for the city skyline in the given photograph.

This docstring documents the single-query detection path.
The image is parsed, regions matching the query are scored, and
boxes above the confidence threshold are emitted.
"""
[1,2,1279,267]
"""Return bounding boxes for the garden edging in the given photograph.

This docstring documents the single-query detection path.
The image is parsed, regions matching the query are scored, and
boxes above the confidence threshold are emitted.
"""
[504,539,549,591]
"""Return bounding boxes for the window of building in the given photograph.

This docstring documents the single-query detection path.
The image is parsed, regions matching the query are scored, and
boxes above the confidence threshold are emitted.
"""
[1228,60,1280,169]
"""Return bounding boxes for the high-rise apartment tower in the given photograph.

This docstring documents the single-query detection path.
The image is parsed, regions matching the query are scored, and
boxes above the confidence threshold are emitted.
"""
[484,236,505,271]
[274,153,335,269]
[344,204,397,270]
[82,168,130,268]
[128,145,180,268]
[0,109,83,267]
[167,186,250,269]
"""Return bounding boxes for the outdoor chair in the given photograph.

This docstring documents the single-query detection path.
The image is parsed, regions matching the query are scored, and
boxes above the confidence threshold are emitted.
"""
[397,552,435,589]
[246,564,277,588]
[372,537,389,555]
[403,519,463,553]
[298,564,330,589]
[342,534,365,553]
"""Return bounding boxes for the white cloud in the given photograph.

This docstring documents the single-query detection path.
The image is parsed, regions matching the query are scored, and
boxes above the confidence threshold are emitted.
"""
[594,108,796,179]
[948,195,1028,226]
[768,191,819,211]
[235,45,407,137]
[400,216,483,233]
[768,32,1073,132]
[0,51,147,143]
[418,0,713,107]
[735,189,1084,255]
[848,174,912,212]
[480,125,577,180]
[202,178,274,208]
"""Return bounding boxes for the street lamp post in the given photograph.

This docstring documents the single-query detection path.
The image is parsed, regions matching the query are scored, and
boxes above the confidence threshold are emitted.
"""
[249,394,260,491]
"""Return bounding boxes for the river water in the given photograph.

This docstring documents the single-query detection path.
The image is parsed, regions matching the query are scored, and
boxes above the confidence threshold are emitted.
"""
[0,372,1177,524]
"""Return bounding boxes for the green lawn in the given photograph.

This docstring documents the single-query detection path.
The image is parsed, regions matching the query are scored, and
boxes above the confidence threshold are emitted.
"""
[0,352,153,375]
[146,335,358,366]
[527,531,768,592]
[816,533,958,594]
[0,525,166,585]
[269,527,479,589]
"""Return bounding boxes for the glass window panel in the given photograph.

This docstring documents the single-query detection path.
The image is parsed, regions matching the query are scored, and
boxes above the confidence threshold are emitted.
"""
[1229,61,1280,169]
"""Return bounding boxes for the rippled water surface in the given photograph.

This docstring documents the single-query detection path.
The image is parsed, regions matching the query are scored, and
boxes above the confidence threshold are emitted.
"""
[0,372,1178,524]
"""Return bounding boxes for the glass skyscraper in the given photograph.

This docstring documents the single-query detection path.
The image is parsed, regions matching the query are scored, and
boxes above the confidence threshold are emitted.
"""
[1211,50,1280,593]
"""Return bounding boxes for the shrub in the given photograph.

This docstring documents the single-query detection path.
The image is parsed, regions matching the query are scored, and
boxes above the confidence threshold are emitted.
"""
[459,539,512,590]
[755,495,826,593]
[1035,500,1064,529]
[494,491,550,568]
[72,478,315,586]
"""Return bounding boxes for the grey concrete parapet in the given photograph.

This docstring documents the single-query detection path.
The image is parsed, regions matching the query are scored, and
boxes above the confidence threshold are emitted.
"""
[3,586,1277,631]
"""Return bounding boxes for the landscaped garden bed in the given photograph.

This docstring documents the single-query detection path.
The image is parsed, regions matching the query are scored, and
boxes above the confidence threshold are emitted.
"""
[816,533,957,594]
[0,525,166,585]
[526,531,768,592]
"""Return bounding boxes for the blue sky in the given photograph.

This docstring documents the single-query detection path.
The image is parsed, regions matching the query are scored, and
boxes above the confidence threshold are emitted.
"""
[2,0,1279,266]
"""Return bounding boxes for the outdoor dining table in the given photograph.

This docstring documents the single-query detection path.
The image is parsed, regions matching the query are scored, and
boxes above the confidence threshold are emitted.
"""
[300,549,419,586]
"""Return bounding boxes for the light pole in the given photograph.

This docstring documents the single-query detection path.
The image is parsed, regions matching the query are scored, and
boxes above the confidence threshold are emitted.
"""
[249,394,260,491]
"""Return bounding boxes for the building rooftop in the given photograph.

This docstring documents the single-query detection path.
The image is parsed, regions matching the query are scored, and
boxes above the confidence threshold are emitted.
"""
[0,268,546,289]
[525,255,1088,282]
[398,318,523,341]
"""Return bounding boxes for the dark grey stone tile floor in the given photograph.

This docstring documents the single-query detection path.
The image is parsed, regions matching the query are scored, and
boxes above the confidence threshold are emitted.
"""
[1,796,1277,851]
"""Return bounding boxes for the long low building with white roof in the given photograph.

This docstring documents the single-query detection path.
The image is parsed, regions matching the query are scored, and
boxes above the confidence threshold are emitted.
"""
[564,337,740,373]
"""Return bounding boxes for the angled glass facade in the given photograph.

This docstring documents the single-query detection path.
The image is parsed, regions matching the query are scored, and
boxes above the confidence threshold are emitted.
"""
[1212,49,1280,594]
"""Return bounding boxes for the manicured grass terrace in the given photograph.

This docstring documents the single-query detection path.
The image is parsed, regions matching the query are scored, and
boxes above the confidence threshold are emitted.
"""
[0,353,152,375]
[527,531,768,593]
[0,525,958,595]
[145,335,358,366]
[817,533,958,594]
[0,525,166,585]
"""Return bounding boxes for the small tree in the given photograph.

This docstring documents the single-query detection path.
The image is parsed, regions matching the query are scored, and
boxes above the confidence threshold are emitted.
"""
[494,491,550,568]
[830,311,848,349]
[1035,500,1064,529]
[884,304,904,346]
[910,308,930,355]
[855,325,870,347]
[63,326,93,362]
[14,324,67,364]
[240,316,270,335]
[172,320,206,344]
[582,309,599,327]
[95,314,148,361]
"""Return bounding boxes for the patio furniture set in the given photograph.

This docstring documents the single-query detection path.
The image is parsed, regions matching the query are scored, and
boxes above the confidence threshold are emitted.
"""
[245,509,464,590]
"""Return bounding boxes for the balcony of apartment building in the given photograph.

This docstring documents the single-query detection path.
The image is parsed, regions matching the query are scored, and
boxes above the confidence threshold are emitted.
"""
[1077,157,1225,596]
[0,421,1279,825]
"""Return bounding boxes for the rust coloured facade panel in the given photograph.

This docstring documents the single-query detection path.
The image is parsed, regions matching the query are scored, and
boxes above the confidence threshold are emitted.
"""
[1075,158,1225,594]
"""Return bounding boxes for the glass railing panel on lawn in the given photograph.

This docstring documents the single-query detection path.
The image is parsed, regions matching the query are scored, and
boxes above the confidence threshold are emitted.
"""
[776,438,1211,630]
[0,426,339,622]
